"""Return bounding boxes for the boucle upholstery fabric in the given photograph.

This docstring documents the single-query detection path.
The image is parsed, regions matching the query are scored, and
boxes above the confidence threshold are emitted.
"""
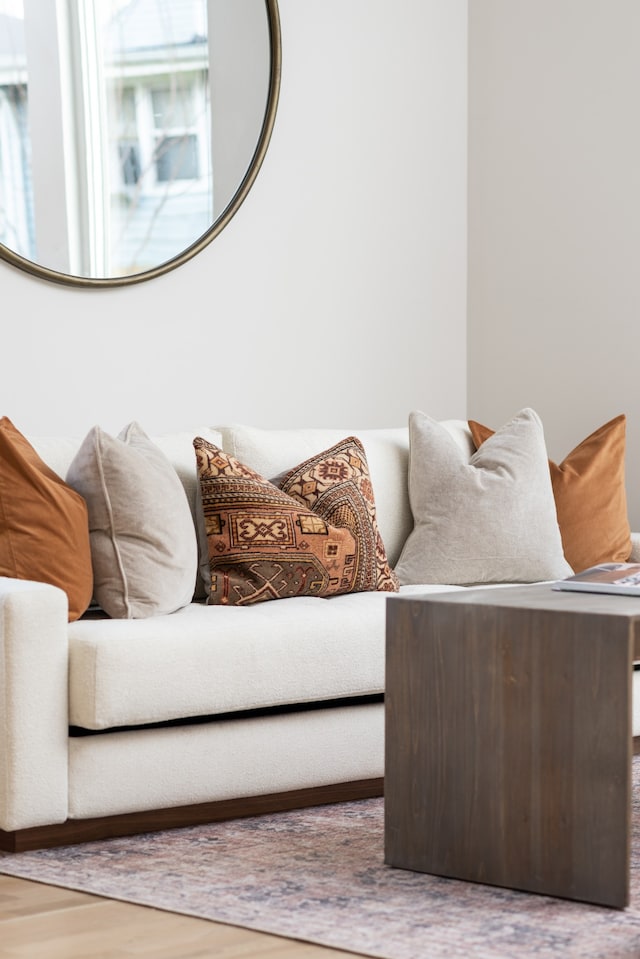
[0,417,93,621]
[395,408,573,586]
[66,422,198,618]
[0,579,69,831]
[30,426,223,508]
[68,703,385,819]
[67,585,462,730]
[468,414,631,573]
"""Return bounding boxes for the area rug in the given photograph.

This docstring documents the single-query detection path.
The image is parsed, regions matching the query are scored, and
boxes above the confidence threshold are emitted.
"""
[3,767,640,959]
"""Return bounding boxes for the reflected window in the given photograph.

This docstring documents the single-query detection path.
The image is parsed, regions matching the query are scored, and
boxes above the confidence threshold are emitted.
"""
[102,2,212,274]
[0,0,212,277]
[0,85,31,253]
[0,0,277,284]
[151,87,195,128]
[118,141,141,185]
[0,5,32,260]
[116,86,139,185]
[156,135,199,181]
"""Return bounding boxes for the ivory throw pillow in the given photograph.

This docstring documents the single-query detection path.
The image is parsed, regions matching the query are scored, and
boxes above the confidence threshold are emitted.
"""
[395,408,573,586]
[468,414,631,573]
[66,422,198,618]
[194,435,399,606]
[0,417,93,621]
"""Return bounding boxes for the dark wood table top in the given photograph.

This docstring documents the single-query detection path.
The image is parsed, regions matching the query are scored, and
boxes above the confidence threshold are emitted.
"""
[389,582,640,658]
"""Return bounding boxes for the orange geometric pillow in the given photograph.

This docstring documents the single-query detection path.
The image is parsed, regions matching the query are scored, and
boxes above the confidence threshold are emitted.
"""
[468,414,631,573]
[0,417,93,621]
[194,435,399,606]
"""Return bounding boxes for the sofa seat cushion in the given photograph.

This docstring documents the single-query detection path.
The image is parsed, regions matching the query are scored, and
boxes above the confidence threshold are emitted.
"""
[68,585,462,730]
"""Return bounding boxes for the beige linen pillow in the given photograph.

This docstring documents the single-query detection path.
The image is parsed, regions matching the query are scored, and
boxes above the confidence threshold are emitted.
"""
[395,408,573,586]
[66,422,198,618]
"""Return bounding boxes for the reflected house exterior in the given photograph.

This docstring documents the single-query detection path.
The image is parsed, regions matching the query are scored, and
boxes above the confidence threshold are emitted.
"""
[105,0,212,274]
[0,13,32,260]
[0,1,212,277]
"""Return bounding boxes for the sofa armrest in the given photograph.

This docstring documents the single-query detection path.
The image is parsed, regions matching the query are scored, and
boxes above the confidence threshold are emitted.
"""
[629,533,640,563]
[0,578,69,831]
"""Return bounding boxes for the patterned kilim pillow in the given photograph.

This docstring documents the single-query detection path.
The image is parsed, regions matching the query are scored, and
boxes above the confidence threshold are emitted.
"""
[193,435,399,606]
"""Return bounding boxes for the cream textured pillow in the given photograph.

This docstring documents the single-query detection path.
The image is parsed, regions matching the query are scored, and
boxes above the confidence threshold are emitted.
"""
[395,408,573,586]
[66,422,198,618]
[468,415,631,573]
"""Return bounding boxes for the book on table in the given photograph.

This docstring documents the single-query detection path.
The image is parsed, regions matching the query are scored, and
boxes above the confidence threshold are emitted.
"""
[554,563,640,597]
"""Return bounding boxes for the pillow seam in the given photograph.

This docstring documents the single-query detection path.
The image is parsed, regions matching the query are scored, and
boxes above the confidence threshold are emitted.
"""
[94,432,131,618]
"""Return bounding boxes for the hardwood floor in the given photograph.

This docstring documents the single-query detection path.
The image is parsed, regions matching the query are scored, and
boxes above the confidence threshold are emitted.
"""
[0,876,356,958]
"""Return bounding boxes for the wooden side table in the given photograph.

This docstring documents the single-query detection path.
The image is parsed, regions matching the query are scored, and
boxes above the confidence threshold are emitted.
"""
[384,584,639,908]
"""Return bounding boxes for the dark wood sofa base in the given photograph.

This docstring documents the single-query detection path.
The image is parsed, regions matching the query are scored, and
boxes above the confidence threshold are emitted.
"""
[0,778,384,853]
[4,732,639,852]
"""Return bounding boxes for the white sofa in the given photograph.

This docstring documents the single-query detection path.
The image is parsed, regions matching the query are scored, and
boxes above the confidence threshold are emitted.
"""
[1,420,639,851]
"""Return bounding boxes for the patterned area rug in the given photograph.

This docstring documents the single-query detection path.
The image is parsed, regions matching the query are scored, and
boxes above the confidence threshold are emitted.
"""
[3,766,640,959]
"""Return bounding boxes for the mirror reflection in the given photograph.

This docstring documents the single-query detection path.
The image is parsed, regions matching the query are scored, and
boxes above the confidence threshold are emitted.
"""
[0,0,276,283]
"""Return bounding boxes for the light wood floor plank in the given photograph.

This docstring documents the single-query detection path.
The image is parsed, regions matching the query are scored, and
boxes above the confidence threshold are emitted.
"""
[0,877,357,959]
[0,875,98,920]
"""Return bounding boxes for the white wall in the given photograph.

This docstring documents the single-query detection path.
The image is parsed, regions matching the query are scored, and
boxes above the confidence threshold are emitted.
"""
[1,0,467,441]
[468,0,640,526]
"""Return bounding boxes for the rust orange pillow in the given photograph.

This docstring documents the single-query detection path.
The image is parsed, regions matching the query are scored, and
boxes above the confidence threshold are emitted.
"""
[0,417,93,621]
[194,435,398,606]
[468,414,631,573]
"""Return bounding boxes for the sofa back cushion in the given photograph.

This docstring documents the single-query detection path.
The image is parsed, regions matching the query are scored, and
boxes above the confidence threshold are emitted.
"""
[218,421,473,568]
[30,427,222,524]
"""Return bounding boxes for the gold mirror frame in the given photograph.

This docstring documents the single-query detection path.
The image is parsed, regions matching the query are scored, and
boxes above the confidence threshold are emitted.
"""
[0,0,281,289]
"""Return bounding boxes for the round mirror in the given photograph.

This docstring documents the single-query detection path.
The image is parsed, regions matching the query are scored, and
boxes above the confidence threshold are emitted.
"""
[0,0,281,287]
